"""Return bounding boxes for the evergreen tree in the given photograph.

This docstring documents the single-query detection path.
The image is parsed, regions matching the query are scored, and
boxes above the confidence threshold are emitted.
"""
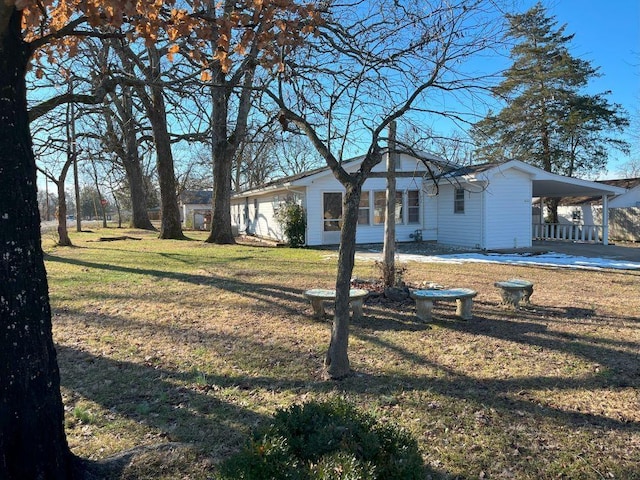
[472,2,629,220]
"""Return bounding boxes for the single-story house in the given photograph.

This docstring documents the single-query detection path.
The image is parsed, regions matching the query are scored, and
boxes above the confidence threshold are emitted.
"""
[230,152,626,249]
[179,190,213,230]
[557,178,640,242]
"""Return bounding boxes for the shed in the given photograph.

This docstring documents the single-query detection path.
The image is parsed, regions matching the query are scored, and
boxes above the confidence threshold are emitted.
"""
[180,190,213,230]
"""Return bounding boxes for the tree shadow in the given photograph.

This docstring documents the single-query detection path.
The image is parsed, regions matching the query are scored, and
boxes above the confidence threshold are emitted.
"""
[46,254,314,317]
[57,340,450,479]
[348,327,639,433]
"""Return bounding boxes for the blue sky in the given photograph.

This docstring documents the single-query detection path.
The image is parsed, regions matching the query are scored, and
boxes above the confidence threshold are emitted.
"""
[525,0,639,174]
[415,1,638,177]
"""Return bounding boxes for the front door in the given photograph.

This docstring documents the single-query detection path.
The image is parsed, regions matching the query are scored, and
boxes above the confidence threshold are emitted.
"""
[322,192,342,244]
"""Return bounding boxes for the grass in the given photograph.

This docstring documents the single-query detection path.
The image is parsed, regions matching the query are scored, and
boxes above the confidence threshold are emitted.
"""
[43,228,640,479]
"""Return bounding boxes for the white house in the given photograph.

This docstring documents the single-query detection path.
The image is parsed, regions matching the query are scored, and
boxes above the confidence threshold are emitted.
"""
[557,178,640,242]
[230,153,626,249]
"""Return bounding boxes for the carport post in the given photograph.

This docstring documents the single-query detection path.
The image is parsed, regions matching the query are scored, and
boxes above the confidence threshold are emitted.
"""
[602,194,609,245]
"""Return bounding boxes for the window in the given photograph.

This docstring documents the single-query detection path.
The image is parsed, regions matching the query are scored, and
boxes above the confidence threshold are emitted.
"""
[323,192,342,231]
[373,191,385,224]
[358,192,370,225]
[407,190,420,223]
[373,190,411,224]
[393,191,403,223]
[454,188,465,214]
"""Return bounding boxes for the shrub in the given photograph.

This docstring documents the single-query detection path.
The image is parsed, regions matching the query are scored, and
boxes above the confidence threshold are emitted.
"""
[275,202,306,247]
[216,399,425,480]
[216,435,302,480]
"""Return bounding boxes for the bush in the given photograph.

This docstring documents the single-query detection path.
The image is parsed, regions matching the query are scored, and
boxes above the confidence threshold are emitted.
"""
[275,202,306,248]
[216,399,425,480]
[216,435,302,480]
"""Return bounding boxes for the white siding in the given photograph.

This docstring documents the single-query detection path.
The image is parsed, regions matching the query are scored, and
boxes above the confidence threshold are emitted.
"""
[610,186,640,208]
[303,173,430,246]
[423,194,438,241]
[230,201,244,232]
[557,205,598,226]
[305,175,335,246]
[231,193,295,242]
[483,169,532,249]
[436,184,483,248]
[370,153,430,174]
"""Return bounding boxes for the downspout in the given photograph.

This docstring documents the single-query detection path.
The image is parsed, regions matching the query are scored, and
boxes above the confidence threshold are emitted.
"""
[480,186,485,249]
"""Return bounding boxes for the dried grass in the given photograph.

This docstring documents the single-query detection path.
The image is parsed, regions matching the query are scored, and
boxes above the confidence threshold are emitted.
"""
[44,229,640,479]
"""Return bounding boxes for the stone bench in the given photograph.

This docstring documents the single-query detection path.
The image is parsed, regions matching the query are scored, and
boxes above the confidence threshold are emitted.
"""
[409,288,477,322]
[494,279,534,309]
[303,288,369,320]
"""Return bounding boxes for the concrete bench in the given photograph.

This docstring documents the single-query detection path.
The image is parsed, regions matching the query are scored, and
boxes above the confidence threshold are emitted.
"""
[494,279,534,309]
[409,288,477,322]
[303,288,369,320]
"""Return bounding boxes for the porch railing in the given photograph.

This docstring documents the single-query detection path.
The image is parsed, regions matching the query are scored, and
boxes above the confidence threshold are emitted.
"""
[532,223,603,243]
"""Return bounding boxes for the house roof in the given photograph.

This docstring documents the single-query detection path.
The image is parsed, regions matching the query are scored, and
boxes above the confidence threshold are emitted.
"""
[442,160,628,198]
[232,151,453,198]
[558,178,640,206]
[180,190,213,205]
[232,154,627,201]
[234,158,361,196]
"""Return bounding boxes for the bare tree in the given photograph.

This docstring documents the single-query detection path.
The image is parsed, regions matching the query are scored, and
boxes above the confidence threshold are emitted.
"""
[32,91,79,245]
[274,133,324,177]
[269,0,506,379]
[112,41,186,239]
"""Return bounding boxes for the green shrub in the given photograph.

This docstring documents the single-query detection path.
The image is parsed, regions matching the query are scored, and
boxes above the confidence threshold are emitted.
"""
[309,451,376,480]
[216,435,302,480]
[275,202,306,247]
[216,399,425,480]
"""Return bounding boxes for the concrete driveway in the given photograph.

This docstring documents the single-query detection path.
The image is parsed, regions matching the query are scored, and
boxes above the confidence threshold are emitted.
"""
[517,240,640,262]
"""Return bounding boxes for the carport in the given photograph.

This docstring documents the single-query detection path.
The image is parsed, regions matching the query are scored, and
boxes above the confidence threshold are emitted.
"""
[529,169,627,245]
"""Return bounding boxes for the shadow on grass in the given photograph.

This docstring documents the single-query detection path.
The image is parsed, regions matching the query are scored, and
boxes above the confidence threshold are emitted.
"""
[441,302,640,384]
[349,326,639,433]
[57,342,449,479]
[58,343,277,479]
[46,254,313,317]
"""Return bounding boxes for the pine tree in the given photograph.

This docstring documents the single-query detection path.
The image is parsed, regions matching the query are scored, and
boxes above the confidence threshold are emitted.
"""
[472,2,629,220]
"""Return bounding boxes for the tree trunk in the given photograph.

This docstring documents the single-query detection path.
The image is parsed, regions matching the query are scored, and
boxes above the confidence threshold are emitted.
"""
[545,197,560,224]
[148,85,184,239]
[0,8,74,478]
[113,193,122,228]
[121,90,155,231]
[124,154,155,230]
[206,66,235,244]
[324,185,361,379]
[207,144,235,244]
[100,200,107,228]
[73,140,82,232]
[56,179,72,246]
[133,46,184,240]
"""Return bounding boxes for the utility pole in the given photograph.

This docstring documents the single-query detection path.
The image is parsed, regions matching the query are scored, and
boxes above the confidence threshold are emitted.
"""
[382,121,397,288]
